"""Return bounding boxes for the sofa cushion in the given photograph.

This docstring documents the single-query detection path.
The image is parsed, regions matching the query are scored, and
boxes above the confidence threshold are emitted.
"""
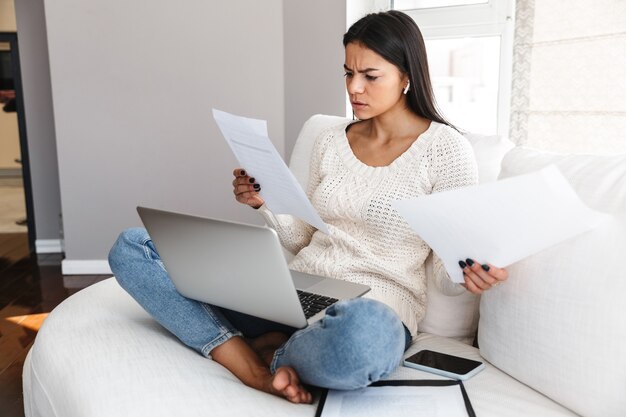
[417,253,480,344]
[464,133,514,183]
[23,278,575,417]
[479,147,626,417]
[288,114,348,189]
[499,146,626,213]
[24,279,317,417]
[396,334,575,416]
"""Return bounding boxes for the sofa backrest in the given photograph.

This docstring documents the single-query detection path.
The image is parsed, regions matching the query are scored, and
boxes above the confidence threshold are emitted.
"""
[479,148,626,416]
[289,114,514,342]
[288,114,348,187]
[500,146,626,213]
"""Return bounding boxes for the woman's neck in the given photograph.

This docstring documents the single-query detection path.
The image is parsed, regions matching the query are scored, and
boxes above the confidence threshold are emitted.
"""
[346,104,434,168]
[362,105,430,144]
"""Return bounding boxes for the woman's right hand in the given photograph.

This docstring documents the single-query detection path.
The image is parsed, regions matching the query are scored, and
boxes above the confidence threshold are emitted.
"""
[232,168,264,209]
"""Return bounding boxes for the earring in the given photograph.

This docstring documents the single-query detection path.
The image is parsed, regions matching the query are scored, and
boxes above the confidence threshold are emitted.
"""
[403,81,410,95]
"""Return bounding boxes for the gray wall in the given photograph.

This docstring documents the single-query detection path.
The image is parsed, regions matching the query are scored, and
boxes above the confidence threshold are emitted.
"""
[44,0,285,261]
[14,0,63,241]
[283,0,347,160]
[42,0,348,269]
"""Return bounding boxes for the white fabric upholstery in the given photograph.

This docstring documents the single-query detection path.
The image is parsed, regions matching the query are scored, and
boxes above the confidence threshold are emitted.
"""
[464,133,515,183]
[25,117,605,416]
[288,114,348,187]
[23,278,574,417]
[499,146,626,213]
[289,116,514,343]
[417,253,480,344]
[23,279,317,417]
[396,334,575,417]
[479,147,626,416]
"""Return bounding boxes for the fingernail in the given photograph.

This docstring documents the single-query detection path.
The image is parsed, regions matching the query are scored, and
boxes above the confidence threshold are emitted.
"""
[249,177,255,183]
[458,260,467,269]
[465,258,474,267]
[481,264,490,272]
[240,170,246,176]
[253,184,260,190]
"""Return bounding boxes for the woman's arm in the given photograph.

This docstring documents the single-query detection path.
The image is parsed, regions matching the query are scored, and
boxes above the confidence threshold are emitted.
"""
[428,131,479,295]
[233,173,317,255]
[251,132,328,255]
[427,131,509,295]
[432,253,467,296]
[256,207,316,255]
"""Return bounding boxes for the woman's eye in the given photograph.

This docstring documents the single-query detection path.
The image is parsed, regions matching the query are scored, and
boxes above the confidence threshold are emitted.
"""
[365,75,378,81]
[344,72,353,78]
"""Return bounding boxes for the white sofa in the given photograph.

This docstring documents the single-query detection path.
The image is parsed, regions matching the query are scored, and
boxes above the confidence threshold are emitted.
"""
[23,115,626,416]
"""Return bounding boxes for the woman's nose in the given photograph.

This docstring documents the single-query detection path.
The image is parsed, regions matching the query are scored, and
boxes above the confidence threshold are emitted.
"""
[347,77,365,95]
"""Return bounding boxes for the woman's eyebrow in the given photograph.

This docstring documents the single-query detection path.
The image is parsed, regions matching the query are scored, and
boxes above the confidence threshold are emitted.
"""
[343,64,380,73]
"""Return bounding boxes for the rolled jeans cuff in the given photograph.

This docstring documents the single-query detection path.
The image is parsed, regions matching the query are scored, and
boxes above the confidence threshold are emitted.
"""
[202,329,244,358]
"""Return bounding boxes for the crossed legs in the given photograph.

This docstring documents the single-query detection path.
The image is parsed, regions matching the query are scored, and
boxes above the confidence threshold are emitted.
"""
[109,228,408,403]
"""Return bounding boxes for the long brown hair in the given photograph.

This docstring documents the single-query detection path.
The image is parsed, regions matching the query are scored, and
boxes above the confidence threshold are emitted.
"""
[343,10,456,130]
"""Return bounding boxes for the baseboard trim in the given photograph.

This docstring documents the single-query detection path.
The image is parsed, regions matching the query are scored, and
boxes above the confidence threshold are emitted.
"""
[35,239,63,254]
[0,168,22,178]
[62,260,112,275]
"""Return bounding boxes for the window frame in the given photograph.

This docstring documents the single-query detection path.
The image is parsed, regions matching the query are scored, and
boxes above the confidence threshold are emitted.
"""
[393,0,516,137]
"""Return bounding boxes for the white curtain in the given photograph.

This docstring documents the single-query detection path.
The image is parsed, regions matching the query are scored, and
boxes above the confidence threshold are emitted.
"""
[509,0,626,154]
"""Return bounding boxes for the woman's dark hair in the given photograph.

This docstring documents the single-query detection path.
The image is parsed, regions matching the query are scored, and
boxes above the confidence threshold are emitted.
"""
[343,10,455,129]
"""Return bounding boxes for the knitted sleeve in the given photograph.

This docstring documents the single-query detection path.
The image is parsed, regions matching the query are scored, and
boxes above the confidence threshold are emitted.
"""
[256,133,325,255]
[429,129,479,296]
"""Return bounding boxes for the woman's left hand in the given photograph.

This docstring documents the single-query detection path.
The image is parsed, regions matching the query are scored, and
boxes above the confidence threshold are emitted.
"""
[459,258,508,295]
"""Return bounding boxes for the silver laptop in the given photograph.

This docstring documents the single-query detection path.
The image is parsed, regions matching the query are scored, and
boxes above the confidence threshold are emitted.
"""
[137,206,370,328]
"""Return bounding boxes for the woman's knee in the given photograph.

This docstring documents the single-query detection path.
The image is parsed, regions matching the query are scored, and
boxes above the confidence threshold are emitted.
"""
[325,298,406,387]
[272,298,406,389]
[113,227,150,248]
[108,227,150,283]
[109,227,148,261]
[329,298,405,339]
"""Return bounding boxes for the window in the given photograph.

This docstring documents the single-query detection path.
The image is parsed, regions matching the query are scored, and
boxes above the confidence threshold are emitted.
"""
[424,36,501,134]
[393,0,515,136]
[393,0,488,9]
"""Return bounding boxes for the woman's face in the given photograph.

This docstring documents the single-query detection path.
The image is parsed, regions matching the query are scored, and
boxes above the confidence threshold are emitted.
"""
[344,42,408,120]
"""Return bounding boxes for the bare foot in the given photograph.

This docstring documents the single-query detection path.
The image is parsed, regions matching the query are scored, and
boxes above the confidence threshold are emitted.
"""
[250,332,289,366]
[210,336,310,404]
[269,366,312,404]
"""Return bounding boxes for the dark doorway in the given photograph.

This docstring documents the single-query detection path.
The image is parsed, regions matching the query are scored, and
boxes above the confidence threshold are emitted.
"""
[0,32,36,253]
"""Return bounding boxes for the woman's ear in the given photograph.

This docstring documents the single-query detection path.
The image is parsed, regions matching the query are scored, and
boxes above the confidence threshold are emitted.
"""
[402,74,411,95]
[401,74,410,90]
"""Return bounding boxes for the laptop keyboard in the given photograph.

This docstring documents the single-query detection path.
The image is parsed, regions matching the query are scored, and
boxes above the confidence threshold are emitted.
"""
[297,290,339,319]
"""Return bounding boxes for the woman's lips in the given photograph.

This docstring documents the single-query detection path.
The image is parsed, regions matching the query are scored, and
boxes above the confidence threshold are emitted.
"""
[351,101,367,110]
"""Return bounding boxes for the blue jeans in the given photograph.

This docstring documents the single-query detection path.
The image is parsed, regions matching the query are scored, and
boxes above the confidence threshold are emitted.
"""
[108,228,410,390]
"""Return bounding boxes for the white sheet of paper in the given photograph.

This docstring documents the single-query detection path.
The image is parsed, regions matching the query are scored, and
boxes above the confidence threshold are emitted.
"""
[393,165,609,283]
[321,385,469,417]
[212,109,329,234]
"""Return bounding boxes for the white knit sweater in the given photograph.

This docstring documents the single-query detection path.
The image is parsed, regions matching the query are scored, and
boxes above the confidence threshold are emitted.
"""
[258,120,478,336]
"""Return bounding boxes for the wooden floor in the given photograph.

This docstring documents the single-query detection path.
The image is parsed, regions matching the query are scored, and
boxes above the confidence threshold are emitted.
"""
[0,233,109,417]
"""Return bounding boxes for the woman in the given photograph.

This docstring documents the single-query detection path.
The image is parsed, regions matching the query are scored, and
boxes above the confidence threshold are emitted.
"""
[109,10,507,404]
